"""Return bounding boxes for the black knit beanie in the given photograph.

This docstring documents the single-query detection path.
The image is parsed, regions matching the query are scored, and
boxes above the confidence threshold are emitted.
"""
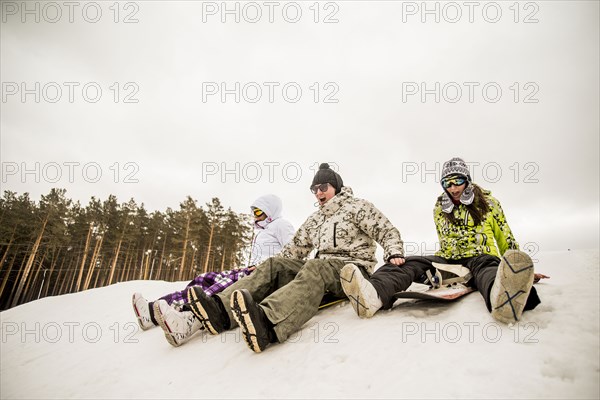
[311,163,344,194]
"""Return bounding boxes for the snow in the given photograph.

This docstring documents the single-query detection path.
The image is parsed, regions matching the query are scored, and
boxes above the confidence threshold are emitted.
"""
[1,250,599,399]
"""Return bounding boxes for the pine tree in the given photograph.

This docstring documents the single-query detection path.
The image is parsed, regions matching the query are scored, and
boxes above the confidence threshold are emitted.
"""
[0,189,253,309]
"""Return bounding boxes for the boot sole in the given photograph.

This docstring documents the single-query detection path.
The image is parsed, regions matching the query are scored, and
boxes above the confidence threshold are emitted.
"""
[188,288,220,335]
[340,265,375,318]
[152,302,181,347]
[230,291,264,353]
[132,294,152,331]
[490,250,534,324]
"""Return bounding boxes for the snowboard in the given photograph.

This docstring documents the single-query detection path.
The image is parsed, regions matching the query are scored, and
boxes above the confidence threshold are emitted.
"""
[318,293,347,309]
[393,283,475,302]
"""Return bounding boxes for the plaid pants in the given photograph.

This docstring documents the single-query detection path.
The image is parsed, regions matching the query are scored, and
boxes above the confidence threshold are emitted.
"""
[157,268,252,308]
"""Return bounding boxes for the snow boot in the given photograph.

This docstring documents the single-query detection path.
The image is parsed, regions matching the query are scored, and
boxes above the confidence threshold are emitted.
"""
[132,293,155,330]
[153,300,203,347]
[490,250,535,324]
[187,286,230,335]
[340,264,382,318]
[230,289,276,353]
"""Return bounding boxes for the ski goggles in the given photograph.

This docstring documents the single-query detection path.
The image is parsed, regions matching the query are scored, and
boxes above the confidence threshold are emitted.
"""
[251,208,264,217]
[441,176,467,189]
[310,183,330,194]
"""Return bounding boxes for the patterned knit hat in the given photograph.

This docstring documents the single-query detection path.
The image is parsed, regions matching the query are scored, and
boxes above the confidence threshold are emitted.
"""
[441,157,471,180]
[440,157,474,213]
[311,163,344,194]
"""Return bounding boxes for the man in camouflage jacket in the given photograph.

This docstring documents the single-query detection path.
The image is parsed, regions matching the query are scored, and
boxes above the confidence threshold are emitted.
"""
[187,163,405,352]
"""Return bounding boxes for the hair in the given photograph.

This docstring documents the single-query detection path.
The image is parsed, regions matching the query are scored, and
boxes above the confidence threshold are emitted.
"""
[440,184,490,226]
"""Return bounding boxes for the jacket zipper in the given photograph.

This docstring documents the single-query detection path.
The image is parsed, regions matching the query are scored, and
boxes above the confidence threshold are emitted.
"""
[333,222,338,247]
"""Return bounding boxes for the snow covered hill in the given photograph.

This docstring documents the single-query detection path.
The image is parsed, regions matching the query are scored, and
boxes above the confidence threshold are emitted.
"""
[1,250,598,399]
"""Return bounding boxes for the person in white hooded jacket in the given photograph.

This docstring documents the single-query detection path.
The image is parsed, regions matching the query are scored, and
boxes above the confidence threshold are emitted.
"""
[131,194,294,347]
[248,194,296,268]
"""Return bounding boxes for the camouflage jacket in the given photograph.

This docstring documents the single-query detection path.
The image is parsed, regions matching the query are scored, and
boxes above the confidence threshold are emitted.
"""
[280,187,404,274]
[434,187,519,259]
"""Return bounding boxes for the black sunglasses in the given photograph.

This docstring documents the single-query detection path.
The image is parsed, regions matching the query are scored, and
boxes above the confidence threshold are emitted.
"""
[310,183,330,194]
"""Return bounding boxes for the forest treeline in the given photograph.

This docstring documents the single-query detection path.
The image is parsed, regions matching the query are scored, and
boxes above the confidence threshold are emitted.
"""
[0,189,253,310]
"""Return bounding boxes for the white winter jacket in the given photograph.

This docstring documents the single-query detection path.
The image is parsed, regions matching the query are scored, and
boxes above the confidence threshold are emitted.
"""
[248,194,295,266]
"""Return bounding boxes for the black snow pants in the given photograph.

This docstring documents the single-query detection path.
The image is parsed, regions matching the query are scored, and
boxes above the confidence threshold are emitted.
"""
[369,255,541,312]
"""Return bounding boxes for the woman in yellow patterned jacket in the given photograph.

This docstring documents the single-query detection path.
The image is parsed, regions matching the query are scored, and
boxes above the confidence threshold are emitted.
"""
[342,157,543,324]
[434,175,518,260]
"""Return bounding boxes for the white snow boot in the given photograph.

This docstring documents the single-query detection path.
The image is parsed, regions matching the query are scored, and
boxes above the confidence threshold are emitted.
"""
[340,264,382,318]
[490,250,535,324]
[132,293,154,330]
[153,300,204,347]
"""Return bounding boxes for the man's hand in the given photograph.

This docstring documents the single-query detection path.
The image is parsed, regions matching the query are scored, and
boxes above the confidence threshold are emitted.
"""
[389,257,405,266]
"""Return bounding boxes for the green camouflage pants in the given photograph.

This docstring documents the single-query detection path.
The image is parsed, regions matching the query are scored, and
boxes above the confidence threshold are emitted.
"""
[216,257,349,342]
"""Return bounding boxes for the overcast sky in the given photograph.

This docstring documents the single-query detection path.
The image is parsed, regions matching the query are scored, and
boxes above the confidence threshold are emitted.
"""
[1,0,598,255]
